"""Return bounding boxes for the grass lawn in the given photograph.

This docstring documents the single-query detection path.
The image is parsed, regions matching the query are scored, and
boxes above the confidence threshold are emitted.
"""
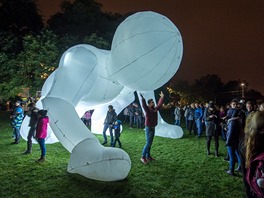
[0,111,244,198]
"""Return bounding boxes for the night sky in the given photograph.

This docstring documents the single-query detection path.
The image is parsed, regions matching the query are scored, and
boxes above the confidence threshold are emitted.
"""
[37,0,264,94]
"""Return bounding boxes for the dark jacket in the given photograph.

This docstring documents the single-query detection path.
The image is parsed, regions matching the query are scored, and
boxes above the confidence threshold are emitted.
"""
[28,107,39,127]
[104,109,117,125]
[225,108,241,146]
[141,97,164,127]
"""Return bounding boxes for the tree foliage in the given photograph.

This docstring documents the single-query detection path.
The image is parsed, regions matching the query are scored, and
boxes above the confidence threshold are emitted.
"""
[16,30,60,94]
[47,0,123,42]
[0,0,44,35]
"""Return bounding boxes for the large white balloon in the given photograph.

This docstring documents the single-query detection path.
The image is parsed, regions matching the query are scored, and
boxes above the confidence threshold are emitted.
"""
[21,11,183,181]
[107,12,183,91]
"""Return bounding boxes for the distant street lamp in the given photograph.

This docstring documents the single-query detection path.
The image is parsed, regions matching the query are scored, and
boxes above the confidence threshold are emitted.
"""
[241,83,245,98]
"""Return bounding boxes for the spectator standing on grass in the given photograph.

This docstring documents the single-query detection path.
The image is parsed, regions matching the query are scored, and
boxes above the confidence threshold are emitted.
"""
[123,107,129,123]
[194,102,203,138]
[224,99,242,175]
[82,110,92,127]
[35,110,49,163]
[101,105,117,146]
[134,103,143,128]
[23,102,39,154]
[183,104,190,129]
[174,104,182,126]
[140,91,164,165]
[219,106,227,141]
[10,101,24,144]
[112,120,122,148]
[204,102,220,157]
[128,103,135,129]
[187,103,196,135]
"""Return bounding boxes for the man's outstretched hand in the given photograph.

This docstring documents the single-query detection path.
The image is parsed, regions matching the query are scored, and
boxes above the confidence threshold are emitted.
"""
[160,91,164,98]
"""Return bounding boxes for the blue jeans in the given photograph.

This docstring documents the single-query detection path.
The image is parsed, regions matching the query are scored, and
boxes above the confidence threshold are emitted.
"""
[38,138,46,157]
[185,117,189,128]
[195,119,202,136]
[142,126,155,158]
[102,123,113,145]
[175,119,180,126]
[14,127,21,143]
[227,146,241,172]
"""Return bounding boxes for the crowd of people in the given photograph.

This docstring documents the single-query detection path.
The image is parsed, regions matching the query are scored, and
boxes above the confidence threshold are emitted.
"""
[8,95,264,197]
[169,99,264,198]
[10,100,49,163]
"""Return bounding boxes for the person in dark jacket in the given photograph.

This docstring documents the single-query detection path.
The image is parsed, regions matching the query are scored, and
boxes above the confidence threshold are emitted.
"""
[140,91,164,165]
[204,102,220,156]
[224,99,242,175]
[24,102,39,154]
[102,105,117,146]
[128,103,135,129]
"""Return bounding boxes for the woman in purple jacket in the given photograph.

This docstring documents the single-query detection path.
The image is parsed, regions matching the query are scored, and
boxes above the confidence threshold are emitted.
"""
[35,110,49,163]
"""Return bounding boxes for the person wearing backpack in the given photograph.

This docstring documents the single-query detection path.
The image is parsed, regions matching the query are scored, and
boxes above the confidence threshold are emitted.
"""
[245,111,264,198]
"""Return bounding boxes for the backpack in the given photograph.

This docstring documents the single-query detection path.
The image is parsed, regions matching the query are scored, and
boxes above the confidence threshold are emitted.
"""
[247,152,264,198]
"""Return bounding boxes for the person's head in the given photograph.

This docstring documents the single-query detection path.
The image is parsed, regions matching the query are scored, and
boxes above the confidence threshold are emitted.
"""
[219,106,225,112]
[230,99,238,109]
[27,102,35,109]
[245,111,264,168]
[16,107,23,114]
[194,102,199,108]
[108,105,113,111]
[208,102,214,111]
[246,101,253,112]
[15,101,21,106]
[147,99,155,107]
[190,103,195,108]
[259,102,264,112]
[38,109,47,117]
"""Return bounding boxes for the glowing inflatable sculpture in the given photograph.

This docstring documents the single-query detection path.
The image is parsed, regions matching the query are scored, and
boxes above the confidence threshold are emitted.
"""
[21,11,183,181]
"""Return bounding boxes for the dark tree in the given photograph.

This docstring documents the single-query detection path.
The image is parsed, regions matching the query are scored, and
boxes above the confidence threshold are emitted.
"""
[0,0,44,35]
[47,0,123,43]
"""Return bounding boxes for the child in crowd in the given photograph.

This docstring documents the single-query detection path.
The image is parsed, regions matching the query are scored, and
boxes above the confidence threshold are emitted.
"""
[35,110,49,163]
[112,120,122,148]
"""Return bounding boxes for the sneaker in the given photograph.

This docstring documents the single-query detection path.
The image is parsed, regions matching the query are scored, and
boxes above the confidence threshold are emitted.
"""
[11,141,20,145]
[102,141,107,145]
[23,150,32,155]
[225,170,234,176]
[224,157,229,161]
[235,166,241,172]
[36,157,45,163]
[147,156,156,161]
[140,157,148,165]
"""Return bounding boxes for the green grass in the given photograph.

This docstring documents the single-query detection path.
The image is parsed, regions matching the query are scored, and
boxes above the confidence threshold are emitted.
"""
[0,111,244,198]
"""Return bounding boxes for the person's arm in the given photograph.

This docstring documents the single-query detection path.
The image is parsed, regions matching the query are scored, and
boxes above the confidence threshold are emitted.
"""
[156,91,164,109]
[140,93,147,112]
